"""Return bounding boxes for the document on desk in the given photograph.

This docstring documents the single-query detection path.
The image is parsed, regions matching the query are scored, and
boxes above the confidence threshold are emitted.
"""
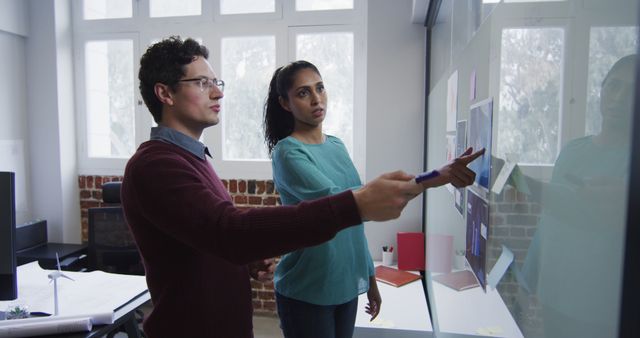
[0,262,148,336]
[0,315,93,337]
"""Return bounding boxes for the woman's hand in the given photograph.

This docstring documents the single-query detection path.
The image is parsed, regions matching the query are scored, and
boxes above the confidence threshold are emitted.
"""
[366,276,382,321]
[421,147,485,188]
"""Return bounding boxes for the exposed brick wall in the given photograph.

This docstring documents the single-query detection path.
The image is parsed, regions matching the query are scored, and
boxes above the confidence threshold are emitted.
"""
[78,176,547,323]
[78,175,124,241]
[488,186,543,337]
[78,175,281,314]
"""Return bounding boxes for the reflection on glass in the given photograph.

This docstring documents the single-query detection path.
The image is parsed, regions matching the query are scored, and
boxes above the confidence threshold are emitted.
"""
[149,0,201,18]
[497,28,564,165]
[221,36,275,160]
[220,0,275,15]
[83,0,132,20]
[504,0,565,2]
[585,26,639,136]
[296,33,355,157]
[85,40,135,158]
[427,0,638,336]
[518,53,636,338]
[296,0,353,11]
[429,0,452,88]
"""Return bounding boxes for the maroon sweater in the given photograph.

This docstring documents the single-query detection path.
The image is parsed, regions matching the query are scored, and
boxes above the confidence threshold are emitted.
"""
[121,140,361,338]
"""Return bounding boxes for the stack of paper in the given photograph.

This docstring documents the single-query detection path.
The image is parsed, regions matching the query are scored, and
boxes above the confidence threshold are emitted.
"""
[0,262,148,337]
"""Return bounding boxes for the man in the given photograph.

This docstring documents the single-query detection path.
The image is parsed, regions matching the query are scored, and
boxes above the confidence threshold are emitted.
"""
[122,36,482,337]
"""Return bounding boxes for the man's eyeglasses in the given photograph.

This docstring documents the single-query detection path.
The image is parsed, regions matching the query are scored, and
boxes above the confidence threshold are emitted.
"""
[178,77,225,93]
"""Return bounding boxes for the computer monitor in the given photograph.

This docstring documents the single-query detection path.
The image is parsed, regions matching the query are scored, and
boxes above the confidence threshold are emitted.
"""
[0,172,17,300]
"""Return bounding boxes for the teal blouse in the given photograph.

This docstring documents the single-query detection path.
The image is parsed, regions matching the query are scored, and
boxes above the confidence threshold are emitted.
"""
[271,135,375,305]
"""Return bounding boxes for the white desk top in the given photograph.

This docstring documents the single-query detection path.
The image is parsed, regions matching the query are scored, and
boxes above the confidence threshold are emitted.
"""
[0,262,150,337]
[0,262,149,322]
[354,263,433,338]
[428,271,523,338]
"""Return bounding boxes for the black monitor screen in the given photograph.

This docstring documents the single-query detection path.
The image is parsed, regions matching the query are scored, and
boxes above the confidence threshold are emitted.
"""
[0,171,17,300]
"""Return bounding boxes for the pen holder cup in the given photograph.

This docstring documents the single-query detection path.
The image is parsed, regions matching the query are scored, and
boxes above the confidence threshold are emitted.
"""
[382,252,394,266]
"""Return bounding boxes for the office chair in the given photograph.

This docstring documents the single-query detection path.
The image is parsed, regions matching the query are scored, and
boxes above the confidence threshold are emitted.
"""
[88,182,147,338]
[87,182,145,275]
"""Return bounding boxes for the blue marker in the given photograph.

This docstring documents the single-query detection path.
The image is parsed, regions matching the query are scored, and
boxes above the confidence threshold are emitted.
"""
[415,169,440,183]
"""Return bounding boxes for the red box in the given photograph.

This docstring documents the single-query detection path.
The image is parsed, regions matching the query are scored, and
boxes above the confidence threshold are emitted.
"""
[397,232,425,271]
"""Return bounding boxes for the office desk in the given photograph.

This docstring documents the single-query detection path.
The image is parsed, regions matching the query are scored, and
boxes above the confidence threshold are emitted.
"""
[41,294,150,338]
[427,271,523,338]
[354,264,433,338]
[17,243,88,270]
[0,262,149,338]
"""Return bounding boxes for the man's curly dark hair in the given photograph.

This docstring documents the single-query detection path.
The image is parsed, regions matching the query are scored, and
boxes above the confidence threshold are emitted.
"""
[138,36,209,123]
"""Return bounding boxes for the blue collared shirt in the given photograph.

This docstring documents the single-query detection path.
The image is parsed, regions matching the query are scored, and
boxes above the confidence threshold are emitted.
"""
[150,126,211,160]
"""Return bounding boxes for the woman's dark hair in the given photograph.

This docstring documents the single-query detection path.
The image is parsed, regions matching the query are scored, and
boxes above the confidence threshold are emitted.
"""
[138,36,209,123]
[263,60,321,155]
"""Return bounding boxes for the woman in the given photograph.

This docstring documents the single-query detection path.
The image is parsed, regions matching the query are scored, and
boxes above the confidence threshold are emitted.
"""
[263,60,379,338]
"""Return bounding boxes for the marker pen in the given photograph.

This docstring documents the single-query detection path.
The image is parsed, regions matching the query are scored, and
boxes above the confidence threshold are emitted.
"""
[415,169,440,183]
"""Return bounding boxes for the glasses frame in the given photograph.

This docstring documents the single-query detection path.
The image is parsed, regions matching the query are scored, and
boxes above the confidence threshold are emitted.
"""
[178,77,225,92]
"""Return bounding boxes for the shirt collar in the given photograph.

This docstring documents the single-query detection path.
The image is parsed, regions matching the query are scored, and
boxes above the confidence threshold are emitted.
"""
[150,126,212,160]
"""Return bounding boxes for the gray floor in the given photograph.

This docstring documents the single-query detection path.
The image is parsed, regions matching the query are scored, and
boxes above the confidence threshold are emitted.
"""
[253,314,284,338]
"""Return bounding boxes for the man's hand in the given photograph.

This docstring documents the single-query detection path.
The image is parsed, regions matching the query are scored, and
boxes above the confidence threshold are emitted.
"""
[248,258,276,283]
[352,171,417,222]
[421,147,485,188]
[352,148,484,222]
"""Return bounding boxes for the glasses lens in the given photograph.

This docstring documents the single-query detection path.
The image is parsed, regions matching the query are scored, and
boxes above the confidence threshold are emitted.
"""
[200,78,210,92]
[185,78,224,92]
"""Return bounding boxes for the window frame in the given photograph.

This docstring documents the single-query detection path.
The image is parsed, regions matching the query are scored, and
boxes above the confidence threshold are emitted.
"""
[206,23,287,180]
[287,24,367,177]
[213,0,284,22]
[73,30,144,175]
[72,0,367,178]
[487,1,639,181]
[488,3,572,181]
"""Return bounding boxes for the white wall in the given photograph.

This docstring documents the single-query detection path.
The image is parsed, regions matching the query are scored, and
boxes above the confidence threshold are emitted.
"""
[0,0,32,225]
[365,0,426,260]
[26,0,80,243]
[0,0,28,37]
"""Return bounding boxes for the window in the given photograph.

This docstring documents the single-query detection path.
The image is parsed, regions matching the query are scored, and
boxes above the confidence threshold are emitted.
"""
[296,32,355,156]
[497,27,564,165]
[85,39,136,158]
[220,0,275,15]
[83,0,132,20]
[149,0,201,17]
[72,0,366,177]
[221,36,275,160]
[296,0,353,11]
[504,0,566,2]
